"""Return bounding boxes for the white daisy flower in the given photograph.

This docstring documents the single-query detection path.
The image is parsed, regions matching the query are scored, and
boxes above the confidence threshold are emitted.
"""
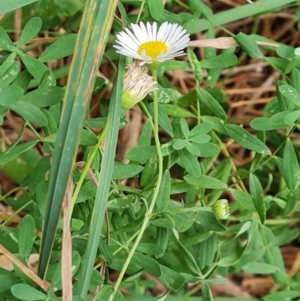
[114,22,190,65]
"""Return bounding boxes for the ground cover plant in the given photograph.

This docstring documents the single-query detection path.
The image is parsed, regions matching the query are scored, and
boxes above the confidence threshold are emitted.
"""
[0,0,300,300]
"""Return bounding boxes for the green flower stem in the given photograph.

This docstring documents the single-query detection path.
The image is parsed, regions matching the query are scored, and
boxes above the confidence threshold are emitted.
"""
[108,65,163,301]
[70,125,107,216]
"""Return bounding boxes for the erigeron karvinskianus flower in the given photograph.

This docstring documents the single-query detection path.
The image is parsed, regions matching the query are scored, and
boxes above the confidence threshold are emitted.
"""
[121,62,157,109]
[212,199,230,220]
[114,22,190,65]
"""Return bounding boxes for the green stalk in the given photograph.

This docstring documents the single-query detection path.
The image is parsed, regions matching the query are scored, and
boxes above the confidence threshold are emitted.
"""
[70,125,107,216]
[108,65,164,301]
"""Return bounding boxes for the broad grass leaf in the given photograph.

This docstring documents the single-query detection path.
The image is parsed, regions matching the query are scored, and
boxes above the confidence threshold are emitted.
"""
[11,284,47,300]
[112,162,144,180]
[158,264,185,290]
[39,34,77,62]
[225,124,271,155]
[17,17,42,48]
[249,174,266,224]
[283,138,300,191]
[196,88,227,120]
[18,215,35,259]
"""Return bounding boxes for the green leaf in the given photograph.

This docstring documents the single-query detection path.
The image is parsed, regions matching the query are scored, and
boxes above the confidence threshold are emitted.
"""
[17,17,42,48]
[180,118,189,138]
[0,0,38,14]
[156,170,171,212]
[283,138,300,191]
[186,142,220,157]
[201,281,213,301]
[250,117,288,131]
[225,124,271,155]
[242,262,278,274]
[187,48,202,82]
[195,211,226,231]
[0,26,13,50]
[126,145,157,163]
[276,81,294,111]
[147,0,164,21]
[78,130,96,146]
[279,84,300,106]
[0,268,17,292]
[39,34,77,62]
[0,85,24,107]
[99,237,113,265]
[291,68,300,92]
[11,101,48,126]
[18,215,35,259]
[11,284,47,301]
[158,265,185,291]
[229,188,255,211]
[0,62,19,87]
[0,140,37,164]
[234,32,264,59]
[172,229,202,274]
[184,174,227,189]
[284,110,300,124]
[189,122,212,137]
[161,104,196,118]
[133,252,161,277]
[20,53,49,82]
[178,148,201,178]
[22,86,65,107]
[196,88,227,119]
[112,162,144,180]
[249,174,266,224]
[173,138,188,150]
[199,53,237,69]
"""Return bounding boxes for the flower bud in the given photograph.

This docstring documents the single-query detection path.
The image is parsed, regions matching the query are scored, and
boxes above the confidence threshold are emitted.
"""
[121,62,156,109]
[212,199,230,220]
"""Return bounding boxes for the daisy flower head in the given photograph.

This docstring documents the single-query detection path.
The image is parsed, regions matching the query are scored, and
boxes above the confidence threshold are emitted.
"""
[114,22,190,65]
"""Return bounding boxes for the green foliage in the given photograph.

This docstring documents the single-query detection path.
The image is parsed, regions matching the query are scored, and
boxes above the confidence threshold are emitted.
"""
[0,1,299,301]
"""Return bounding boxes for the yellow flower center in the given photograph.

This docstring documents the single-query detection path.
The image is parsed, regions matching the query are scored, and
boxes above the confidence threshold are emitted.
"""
[138,41,168,59]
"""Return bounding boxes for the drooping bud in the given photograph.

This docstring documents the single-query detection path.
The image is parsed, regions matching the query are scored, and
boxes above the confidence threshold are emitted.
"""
[122,62,156,109]
[212,199,230,220]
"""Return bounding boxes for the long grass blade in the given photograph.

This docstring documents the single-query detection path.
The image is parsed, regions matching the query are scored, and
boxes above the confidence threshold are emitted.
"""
[74,56,126,297]
[38,0,118,278]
